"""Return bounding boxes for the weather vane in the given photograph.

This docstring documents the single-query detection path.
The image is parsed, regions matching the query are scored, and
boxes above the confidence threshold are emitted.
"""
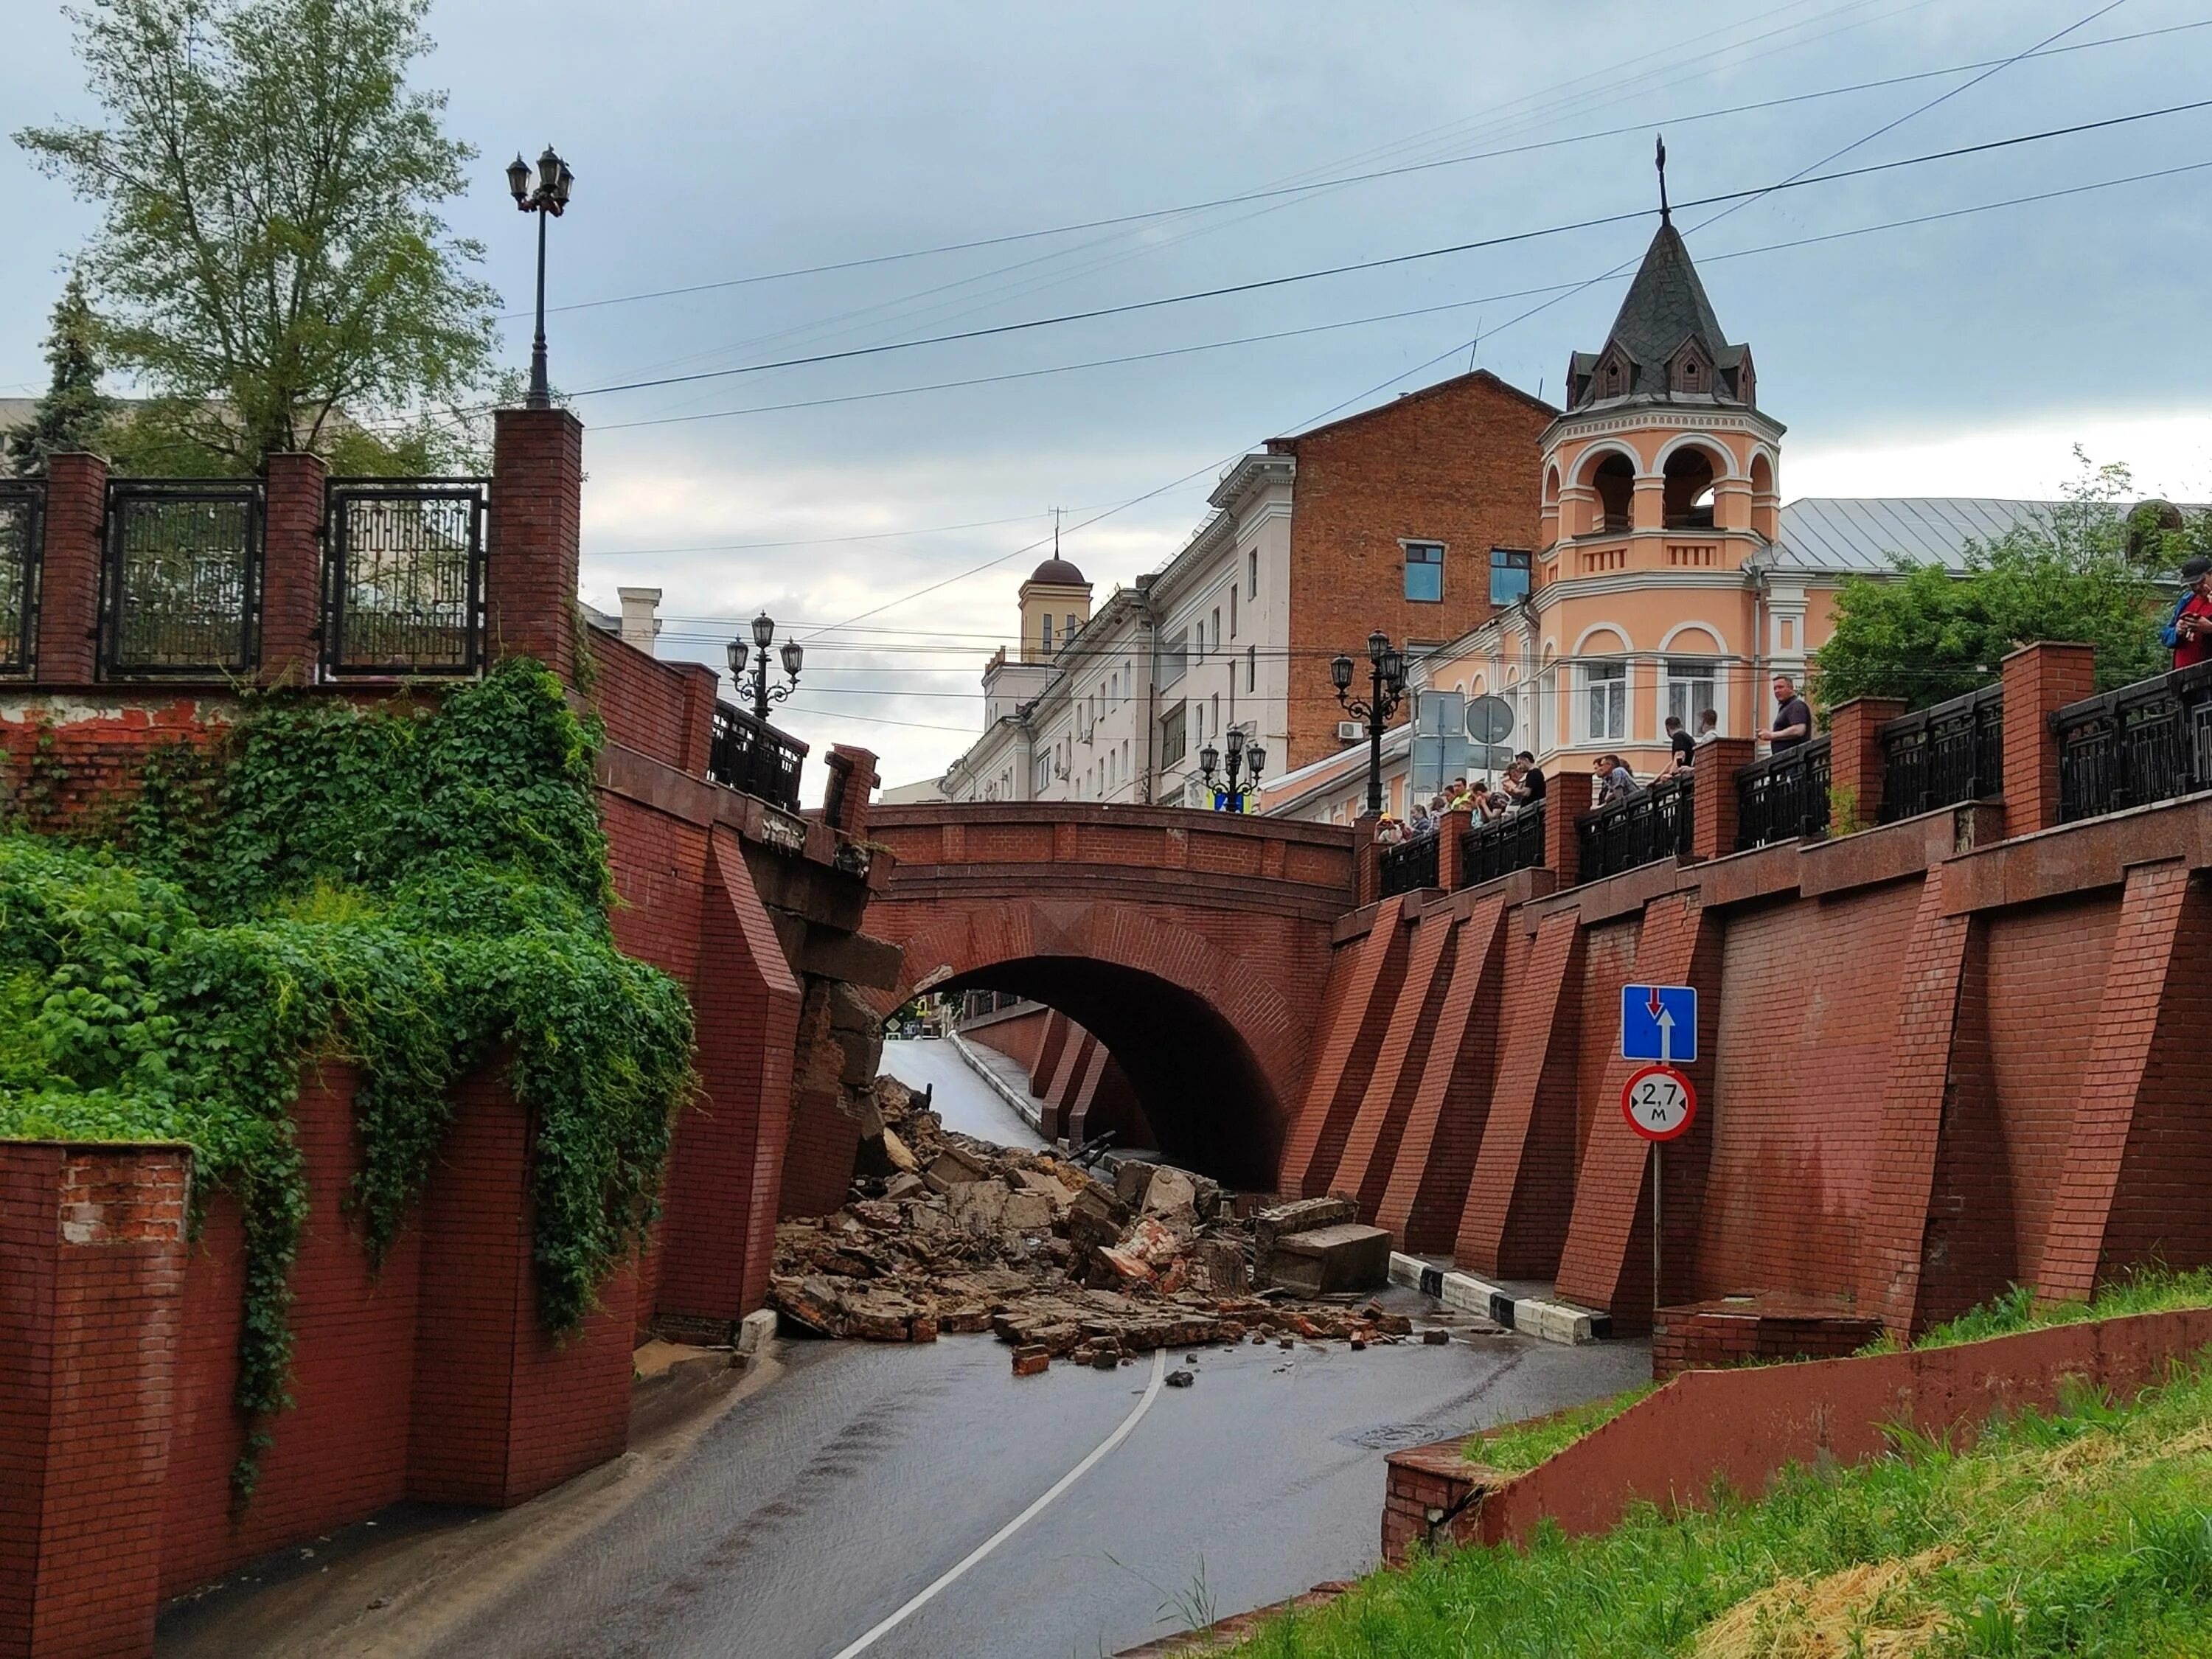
[1655,133,1670,225]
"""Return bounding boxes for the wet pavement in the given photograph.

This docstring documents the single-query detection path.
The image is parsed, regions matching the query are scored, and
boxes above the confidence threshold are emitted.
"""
[877,1035,1047,1151]
[415,1326,1649,1659]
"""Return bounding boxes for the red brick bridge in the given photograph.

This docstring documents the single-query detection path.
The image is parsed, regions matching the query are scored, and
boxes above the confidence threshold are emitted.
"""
[863,803,1354,1186]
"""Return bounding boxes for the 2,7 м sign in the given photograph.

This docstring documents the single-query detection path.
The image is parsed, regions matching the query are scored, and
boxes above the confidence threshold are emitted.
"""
[1621,1064,1696,1141]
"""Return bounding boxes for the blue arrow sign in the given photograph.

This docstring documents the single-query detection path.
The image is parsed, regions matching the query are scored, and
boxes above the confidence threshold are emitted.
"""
[1621,984,1697,1065]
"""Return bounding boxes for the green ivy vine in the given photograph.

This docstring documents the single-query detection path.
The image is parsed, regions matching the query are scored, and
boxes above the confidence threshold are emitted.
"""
[0,660,694,1503]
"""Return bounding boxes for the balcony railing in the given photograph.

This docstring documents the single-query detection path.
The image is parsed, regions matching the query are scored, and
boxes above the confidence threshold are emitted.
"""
[0,481,41,675]
[1736,735,1832,851]
[1379,832,1440,897]
[1577,773,1692,883]
[2054,661,2212,824]
[1461,800,1546,886]
[708,699,807,813]
[1877,683,2003,823]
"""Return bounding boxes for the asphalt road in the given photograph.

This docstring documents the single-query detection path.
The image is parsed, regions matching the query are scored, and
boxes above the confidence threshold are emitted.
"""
[417,1328,1647,1659]
[877,1036,1047,1150]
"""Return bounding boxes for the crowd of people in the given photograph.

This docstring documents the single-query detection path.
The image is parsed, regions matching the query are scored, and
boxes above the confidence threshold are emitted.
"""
[1374,751,1548,846]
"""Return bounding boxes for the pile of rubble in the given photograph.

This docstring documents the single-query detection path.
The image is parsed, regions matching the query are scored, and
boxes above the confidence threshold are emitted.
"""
[768,1076,1415,1374]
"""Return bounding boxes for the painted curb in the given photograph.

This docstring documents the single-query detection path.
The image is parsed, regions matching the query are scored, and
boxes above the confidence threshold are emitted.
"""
[944,1030,1048,1135]
[1388,1252,1613,1345]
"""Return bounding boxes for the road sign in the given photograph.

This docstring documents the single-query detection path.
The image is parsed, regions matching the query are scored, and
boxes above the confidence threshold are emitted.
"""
[1621,1063,1696,1141]
[1621,983,1696,1065]
[1465,694,1514,745]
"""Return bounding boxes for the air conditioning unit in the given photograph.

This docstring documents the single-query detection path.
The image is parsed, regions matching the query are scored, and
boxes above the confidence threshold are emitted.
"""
[1336,720,1365,742]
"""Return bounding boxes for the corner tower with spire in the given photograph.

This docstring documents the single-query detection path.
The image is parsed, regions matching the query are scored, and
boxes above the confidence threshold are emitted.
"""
[1537,139,1784,572]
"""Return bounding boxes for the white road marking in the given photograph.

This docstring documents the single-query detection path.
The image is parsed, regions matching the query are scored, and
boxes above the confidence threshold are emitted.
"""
[829,1347,1169,1658]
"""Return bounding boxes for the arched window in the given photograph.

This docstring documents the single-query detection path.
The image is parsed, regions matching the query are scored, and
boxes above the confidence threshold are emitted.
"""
[1592,453,1634,532]
[1663,445,1721,529]
[1749,452,1778,541]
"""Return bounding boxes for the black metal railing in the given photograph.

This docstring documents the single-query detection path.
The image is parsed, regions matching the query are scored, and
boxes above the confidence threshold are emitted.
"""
[0,481,41,675]
[1877,683,2003,823]
[1379,832,1441,897]
[709,698,807,813]
[2054,661,2212,823]
[99,480,263,678]
[322,479,487,676]
[1577,773,1693,883]
[1461,800,1547,886]
[1736,735,1832,850]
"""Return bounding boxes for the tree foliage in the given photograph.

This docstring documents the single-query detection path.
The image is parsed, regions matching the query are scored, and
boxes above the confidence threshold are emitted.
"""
[1812,453,2208,710]
[4,273,111,476]
[14,0,498,475]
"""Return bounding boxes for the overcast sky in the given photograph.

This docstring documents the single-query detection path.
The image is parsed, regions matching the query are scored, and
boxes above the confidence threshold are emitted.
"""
[6,0,2211,788]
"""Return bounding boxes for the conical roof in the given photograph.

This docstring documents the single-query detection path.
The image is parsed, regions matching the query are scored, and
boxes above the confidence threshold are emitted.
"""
[1606,221,1729,371]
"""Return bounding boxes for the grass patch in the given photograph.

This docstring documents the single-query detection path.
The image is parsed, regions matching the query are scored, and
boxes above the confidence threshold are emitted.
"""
[1234,1352,2212,1658]
[1468,1383,1660,1473]
[1901,1267,2212,1354]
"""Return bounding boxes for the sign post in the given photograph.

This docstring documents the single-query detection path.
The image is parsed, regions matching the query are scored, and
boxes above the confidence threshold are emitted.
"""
[1621,983,1697,1320]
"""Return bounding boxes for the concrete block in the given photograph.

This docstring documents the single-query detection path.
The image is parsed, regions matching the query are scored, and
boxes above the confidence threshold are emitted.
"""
[736,1307,777,1357]
[1265,1223,1391,1297]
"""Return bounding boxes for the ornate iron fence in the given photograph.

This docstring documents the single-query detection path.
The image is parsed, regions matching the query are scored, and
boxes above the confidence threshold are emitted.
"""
[2054,661,2212,823]
[323,479,487,675]
[1877,683,2003,823]
[99,481,263,678]
[1461,800,1546,887]
[0,481,41,676]
[709,699,807,813]
[1577,772,1693,883]
[1736,735,1832,851]
[1379,832,1440,897]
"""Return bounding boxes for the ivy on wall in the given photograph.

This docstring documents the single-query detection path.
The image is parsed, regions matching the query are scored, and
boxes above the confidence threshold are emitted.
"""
[0,660,694,1500]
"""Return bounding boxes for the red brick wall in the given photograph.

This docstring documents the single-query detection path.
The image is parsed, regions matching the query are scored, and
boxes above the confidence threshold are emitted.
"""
[964,1004,1051,1074]
[1278,371,1554,770]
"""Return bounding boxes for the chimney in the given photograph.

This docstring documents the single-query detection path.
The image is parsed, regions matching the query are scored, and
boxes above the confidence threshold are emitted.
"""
[616,587,663,655]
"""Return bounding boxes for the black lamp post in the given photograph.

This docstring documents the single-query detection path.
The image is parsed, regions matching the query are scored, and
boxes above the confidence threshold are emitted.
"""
[1197,725,1268,812]
[1331,629,1407,818]
[507,145,574,409]
[728,611,802,722]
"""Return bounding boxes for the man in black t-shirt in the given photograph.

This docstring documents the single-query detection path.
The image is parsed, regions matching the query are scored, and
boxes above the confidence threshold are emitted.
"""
[1507,750,1545,805]
[1659,715,1695,779]
[1758,675,1813,752]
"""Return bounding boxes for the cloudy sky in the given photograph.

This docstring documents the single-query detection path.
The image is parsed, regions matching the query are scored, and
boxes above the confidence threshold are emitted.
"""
[6,0,2211,789]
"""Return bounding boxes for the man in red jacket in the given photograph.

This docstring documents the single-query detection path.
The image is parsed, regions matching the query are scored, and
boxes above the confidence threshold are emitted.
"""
[2166,555,2212,669]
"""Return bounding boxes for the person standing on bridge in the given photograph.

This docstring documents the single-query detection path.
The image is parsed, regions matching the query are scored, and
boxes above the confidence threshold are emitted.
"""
[2163,555,2212,668]
[1758,676,1813,753]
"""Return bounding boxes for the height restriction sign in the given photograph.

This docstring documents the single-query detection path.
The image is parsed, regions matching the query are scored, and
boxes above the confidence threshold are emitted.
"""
[1621,1064,1696,1141]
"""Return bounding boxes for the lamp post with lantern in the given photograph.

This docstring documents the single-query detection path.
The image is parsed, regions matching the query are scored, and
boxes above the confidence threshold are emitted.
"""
[506,145,574,409]
[728,611,804,723]
[1197,724,1267,813]
[1332,630,1407,818]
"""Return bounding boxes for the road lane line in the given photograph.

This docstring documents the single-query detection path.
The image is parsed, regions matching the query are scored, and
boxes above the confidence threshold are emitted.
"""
[829,1347,1169,1658]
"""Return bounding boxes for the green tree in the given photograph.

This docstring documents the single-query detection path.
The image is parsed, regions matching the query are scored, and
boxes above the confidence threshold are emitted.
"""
[15,0,498,476]
[4,274,111,476]
[1813,453,2197,710]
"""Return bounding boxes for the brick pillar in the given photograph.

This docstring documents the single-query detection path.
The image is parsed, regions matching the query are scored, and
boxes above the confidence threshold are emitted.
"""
[1353,815,1380,909]
[1826,698,1907,830]
[260,452,327,687]
[1999,641,2096,840]
[1436,807,1472,890]
[1690,738,1756,860]
[1540,782,1580,883]
[823,745,880,840]
[675,662,720,776]
[32,452,105,684]
[487,407,583,684]
[0,1142,190,1659]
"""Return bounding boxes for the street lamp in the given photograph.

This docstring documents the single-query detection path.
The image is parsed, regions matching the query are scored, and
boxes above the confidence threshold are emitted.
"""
[508,144,574,409]
[1197,724,1267,812]
[1331,630,1408,818]
[728,611,802,722]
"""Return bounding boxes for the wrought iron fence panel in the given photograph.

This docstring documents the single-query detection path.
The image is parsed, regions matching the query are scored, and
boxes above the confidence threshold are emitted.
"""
[1736,735,1832,851]
[1877,684,2003,823]
[1461,801,1546,887]
[1576,773,1692,883]
[2055,661,2212,822]
[324,480,487,676]
[0,481,41,675]
[100,481,262,677]
[709,699,808,813]
[1379,833,1440,897]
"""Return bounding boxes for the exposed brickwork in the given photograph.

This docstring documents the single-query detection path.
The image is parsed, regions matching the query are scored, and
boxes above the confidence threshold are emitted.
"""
[823,744,880,840]
[487,408,582,684]
[1826,699,1906,827]
[31,453,102,685]
[1374,894,1509,1251]
[1276,372,1554,771]
[260,453,327,687]
[590,629,717,772]
[1330,906,1458,1220]
[1279,897,1412,1197]
[1999,641,2095,840]
[1651,1297,1885,1381]
[1689,738,1755,860]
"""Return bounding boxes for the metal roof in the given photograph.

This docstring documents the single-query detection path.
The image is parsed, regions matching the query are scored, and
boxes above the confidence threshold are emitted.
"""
[1767,497,2067,575]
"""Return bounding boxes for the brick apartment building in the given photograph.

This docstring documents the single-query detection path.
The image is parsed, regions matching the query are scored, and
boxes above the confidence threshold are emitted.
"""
[939,368,1555,805]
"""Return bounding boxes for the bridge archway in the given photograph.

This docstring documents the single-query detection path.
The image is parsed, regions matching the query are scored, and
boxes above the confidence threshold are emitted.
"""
[863,804,1355,1190]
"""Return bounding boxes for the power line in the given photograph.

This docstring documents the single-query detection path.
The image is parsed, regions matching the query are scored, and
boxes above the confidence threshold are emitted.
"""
[558,97,2212,403]
[517,17,2205,324]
